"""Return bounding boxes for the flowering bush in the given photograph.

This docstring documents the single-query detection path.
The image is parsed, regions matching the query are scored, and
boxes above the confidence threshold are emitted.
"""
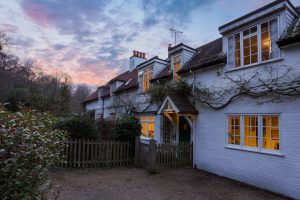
[0,106,68,200]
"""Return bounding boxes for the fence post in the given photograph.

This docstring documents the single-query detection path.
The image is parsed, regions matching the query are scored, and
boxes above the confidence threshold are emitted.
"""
[134,136,141,167]
[148,139,157,174]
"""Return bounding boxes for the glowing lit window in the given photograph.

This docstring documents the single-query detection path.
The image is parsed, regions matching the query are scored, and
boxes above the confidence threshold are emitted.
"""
[143,67,152,92]
[140,116,155,138]
[227,115,280,152]
[227,18,279,68]
[173,55,181,81]
[263,116,279,150]
[244,116,258,148]
[228,116,240,145]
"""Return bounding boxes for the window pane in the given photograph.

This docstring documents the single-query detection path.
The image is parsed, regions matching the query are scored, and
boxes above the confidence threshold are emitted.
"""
[244,116,258,148]
[141,122,147,137]
[243,29,249,36]
[251,54,258,64]
[262,50,270,61]
[244,56,250,65]
[261,18,279,62]
[173,62,181,81]
[250,26,257,33]
[234,34,241,67]
[261,22,269,32]
[228,116,240,145]
[148,122,155,138]
[148,116,155,121]
[263,116,279,150]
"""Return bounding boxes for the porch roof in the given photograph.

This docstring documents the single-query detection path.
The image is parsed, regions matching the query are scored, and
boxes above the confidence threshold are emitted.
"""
[157,92,198,115]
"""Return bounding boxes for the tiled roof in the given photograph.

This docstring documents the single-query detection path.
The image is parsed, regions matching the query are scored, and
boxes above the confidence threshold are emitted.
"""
[100,68,139,97]
[82,89,99,104]
[101,85,110,98]
[150,64,171,82]
[277,8,300,47]
[178,38,226,74]
[114,68,138,93]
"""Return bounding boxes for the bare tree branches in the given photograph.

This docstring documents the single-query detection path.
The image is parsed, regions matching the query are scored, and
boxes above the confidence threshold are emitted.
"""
[193,64,300,109]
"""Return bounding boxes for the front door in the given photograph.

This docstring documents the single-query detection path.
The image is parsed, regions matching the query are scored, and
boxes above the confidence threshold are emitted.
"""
[179,116,191,143]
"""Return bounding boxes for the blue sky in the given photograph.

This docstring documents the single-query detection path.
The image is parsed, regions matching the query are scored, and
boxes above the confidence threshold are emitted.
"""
[0,0,299,86]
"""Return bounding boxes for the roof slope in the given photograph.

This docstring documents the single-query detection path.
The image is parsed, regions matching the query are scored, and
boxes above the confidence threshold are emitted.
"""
[114,68,138,93]
[151,63,171,82]
[158,91,197,114]
[277,8,300,47]
[82,89,99,104]
[178,38,226,74]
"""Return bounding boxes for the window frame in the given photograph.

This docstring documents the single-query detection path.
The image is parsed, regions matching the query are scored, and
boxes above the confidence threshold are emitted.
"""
[142,66,153,92]
[140,116,155,139]
[173,55,181,81]
[227,16,280,69]
[226,114,281,155]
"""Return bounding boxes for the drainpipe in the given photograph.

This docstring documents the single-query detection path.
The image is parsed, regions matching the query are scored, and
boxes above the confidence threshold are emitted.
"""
[189,69,196,168]
[190,69,195,104]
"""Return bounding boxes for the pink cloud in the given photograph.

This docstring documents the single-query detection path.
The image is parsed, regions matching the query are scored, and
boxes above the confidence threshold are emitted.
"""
[0,23,18,32]
[21,1,54,28]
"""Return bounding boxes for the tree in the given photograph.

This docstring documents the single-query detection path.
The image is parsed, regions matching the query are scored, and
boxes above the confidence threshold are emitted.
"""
[71,84,91,113]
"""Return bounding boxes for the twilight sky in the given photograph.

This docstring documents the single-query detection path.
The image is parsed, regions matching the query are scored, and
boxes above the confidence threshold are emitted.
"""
[1,0,300,87]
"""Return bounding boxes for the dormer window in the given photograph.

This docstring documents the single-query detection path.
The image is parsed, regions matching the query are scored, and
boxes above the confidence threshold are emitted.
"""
[228,17,279,68]
[143,67,153,92]
[173,55,181,81]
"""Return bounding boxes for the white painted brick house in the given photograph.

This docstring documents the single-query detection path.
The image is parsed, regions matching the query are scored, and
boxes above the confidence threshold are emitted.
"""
[83,0,300,198]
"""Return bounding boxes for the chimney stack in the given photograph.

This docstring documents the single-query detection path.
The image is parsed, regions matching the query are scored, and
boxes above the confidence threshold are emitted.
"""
[129,50,146,71]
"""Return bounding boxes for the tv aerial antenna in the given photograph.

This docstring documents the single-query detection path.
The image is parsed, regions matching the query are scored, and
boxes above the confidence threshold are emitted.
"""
[169,27,183,45]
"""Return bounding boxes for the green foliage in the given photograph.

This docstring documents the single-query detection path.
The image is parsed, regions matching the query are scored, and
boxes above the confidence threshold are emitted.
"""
[150,80,192,101]
[96,117,114,140]
[55,115,98,140]
[114,115,141,141]
[96,115,141,141]
[0,106,68,200]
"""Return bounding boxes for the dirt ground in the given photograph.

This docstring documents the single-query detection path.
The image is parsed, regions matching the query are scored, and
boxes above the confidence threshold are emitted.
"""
[49,167,290,200]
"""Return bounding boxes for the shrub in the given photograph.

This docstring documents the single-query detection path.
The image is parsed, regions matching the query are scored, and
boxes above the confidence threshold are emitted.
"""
[0,107,68,200]
[114,115,141,141]
[55,115,98,140]
[96,117,115,140]
[96,115,141,141]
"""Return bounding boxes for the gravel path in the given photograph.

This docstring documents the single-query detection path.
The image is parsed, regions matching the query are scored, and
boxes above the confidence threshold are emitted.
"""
[49,167,290,200]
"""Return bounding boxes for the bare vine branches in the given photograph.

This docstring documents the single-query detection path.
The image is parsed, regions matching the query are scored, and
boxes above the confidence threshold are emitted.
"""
[193,64,300,109]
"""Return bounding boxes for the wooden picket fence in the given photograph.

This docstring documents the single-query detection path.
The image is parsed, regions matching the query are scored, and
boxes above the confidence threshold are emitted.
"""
[60,139,133,168]
[135,137,193,173]
[156,142,193,170]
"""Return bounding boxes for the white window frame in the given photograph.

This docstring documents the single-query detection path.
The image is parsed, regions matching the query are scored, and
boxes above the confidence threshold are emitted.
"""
[227,16,280,69]
[226,114,282,155]
[140,116,155,139]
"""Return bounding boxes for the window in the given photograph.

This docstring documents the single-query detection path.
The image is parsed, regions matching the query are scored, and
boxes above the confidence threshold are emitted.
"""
[262,116,279,150]
[140,116,155,138]
[227,115,280,152]
[143,67,152,92]
[228,18,279,68]
[228,116,241,145]
[173,55,181,81]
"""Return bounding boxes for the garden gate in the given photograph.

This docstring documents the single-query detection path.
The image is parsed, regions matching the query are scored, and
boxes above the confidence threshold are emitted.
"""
[134,137,193,173]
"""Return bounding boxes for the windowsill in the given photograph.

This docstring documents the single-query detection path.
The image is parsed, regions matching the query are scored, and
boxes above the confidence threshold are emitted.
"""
[225,58,283,73]
[140,136,154,141]
[225,145,285,157]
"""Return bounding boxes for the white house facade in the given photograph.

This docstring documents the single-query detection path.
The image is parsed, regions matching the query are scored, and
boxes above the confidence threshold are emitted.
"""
[83,0,300,198]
